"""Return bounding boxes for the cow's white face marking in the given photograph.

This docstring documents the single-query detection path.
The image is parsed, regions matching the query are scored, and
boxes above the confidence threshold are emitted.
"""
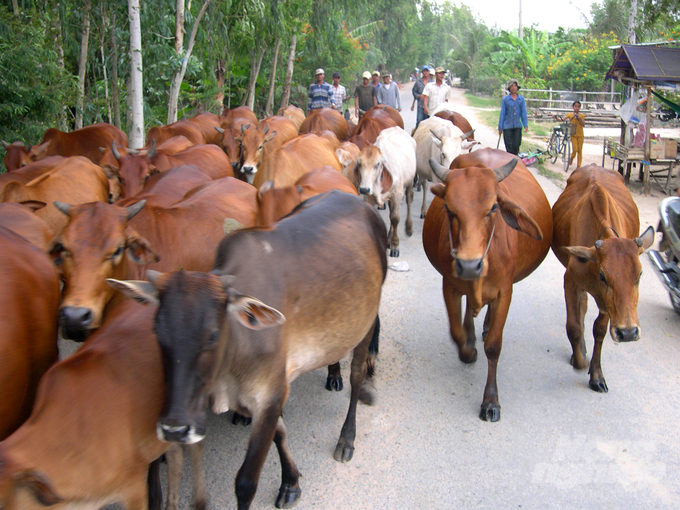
[262,240,273,254]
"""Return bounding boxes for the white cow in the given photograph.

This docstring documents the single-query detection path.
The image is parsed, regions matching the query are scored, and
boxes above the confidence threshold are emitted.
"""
[353,126,416,257]
[413,116,476,218]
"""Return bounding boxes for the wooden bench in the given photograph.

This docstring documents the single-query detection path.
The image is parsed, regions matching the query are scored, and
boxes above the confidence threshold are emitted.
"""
[602,139,677,195]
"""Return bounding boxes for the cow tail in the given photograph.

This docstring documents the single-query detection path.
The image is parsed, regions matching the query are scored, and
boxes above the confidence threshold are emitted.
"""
[367,314,380,378]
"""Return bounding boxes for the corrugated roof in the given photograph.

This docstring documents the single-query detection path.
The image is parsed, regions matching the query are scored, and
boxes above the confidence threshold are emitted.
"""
[605,45,680,83]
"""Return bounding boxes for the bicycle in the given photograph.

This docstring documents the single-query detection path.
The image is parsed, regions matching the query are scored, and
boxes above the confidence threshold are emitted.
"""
[518,149,547,167]
[547,116,571,172]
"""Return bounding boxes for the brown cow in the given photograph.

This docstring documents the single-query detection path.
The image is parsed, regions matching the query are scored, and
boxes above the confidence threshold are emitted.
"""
[299,108,349,141]
[423,148,552,421]
[222,105,258,127]
[256,165,358,225]
[109,143,232,199]
[24,123,128,167]
[238,116,299,183]
[107,190,387,509]
[50,177,257,339]
[365,105,404,129]
[2,141,32,172]
[116,165,211,208]
[277,105,306,130]
[551,165,654,392]
[434,110,476,141]
[0,227,60,441]
[0,301,204,510]
[349,108,398,149]
[0,157,110,236]
[0,156,66,194]
[253,134,342,189]
[145,119,205,147]
[0,203,53,251]
[188,112,223,145]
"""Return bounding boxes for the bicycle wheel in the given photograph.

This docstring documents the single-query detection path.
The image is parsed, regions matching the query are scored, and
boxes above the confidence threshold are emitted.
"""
[562,138,571,172]
[549,133,559,164]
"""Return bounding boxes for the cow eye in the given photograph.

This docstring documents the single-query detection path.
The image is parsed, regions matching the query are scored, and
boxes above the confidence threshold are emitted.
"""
[50,242,66,266]
[207,330,219,345]
[599,272,608,285]
[111,245,124,259]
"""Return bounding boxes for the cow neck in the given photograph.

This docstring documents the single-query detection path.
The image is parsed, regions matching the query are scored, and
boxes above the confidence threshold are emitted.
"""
[447,210,497,262]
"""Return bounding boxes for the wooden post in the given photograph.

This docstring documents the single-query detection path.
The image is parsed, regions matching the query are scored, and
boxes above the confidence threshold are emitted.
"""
[643,85,652,195]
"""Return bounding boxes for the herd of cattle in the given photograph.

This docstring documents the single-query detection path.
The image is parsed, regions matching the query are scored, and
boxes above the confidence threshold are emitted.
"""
[0,102,654,509]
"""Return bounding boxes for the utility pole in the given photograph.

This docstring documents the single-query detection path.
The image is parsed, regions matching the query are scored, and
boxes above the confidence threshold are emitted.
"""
[518,0,523,39]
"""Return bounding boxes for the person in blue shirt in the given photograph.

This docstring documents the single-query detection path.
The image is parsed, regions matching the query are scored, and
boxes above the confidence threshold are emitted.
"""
[498,78,528,155]
[307,68,336,114]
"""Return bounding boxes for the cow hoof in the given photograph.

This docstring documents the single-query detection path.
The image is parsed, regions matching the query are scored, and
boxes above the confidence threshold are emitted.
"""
[275,484,301,509]
[377,204,386,210]
[589,378,609,393]
[333,441,355,463]
[231,412,252,426]
[325,375,343,392]
[479,403,501,422]
[358,382,376,406]
[195,498,207,510]
[570,354,588,370]
[389,248,400,257]
[459,347,478,364]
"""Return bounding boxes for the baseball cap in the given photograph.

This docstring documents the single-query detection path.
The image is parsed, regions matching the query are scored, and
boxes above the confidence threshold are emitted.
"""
[435,67,445,73]
[421,65,430,72]
[315,68,324,75]
[382,71,390,78]
[332,72,340,79]
[362,71,371,79]
[372,71,379,76]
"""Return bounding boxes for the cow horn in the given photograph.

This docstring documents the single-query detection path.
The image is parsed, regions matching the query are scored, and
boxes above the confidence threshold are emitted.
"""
[111,141,121,161]
[53,201,72,217]
[241,124,250,135]
[214,126,225,134]
[634,236,644,247]
[146,270,162,284]
[459,129,475,140]
[429,158,451,182]
[1,140,9,149]
[493,159,517,182]
[147,139,156,159]
[429,129,443,142]
[262,124,269,135]
[126,200,146,220]
[595,240,603,250]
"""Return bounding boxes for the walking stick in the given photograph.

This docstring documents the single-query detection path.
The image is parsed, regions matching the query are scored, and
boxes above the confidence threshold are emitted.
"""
[496,133,502,149]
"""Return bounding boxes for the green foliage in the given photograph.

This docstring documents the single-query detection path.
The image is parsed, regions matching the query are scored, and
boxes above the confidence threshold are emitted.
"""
[0,7,76,144]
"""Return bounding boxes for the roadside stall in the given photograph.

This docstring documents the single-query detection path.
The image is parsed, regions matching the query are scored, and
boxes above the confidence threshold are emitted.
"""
[602,43,680,195]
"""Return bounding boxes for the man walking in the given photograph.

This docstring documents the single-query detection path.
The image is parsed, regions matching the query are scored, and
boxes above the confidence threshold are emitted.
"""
[422,67,451,117]
[371,71,381,91]
[411,65,432,128]
[307,68,336,114]
[354,71,377,121]
[330,72,348,114]
[377,72,402,111]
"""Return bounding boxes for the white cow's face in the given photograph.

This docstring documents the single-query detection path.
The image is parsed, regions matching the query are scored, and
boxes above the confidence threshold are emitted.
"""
[354,145,393,205]
[432,136,464,176]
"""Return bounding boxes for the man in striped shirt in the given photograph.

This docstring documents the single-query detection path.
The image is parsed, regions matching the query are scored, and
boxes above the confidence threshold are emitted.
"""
[422,67,451,117]
[307,68,336,114]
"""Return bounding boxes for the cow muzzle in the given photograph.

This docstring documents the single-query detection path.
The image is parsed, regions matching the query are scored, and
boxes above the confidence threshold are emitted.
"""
[612,325,640,343]
[157,421,206,444]
[59,306,95,341]
[455,257,485,280]
[359,187,371,195]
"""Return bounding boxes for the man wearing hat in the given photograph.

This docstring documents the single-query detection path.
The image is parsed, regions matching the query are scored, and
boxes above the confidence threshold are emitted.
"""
[411,65,432,128]
[422,66,451,117]
[371,71,381,90]
[377,71,402,111]
[497,78,528,155]
[354,71,378,121]
[330,72,349,113]
[307,68,336,114]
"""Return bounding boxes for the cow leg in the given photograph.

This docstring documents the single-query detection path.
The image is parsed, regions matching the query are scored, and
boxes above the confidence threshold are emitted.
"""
[588,311,609,393]
[273,416,302,509]
[334,321,374,463]
[564,275,588,370]
[164,444,183,510]
[235,404,282,510]
[404,182,414,237]
[463,296,478,346]
[387,195,402,257]
[147,456,162,510]
[420,178,429,218]
[326,362,343,391]
[188,442,207,510]
[479,289,512,422]
[444,281,477,363]
[123,470,152,510]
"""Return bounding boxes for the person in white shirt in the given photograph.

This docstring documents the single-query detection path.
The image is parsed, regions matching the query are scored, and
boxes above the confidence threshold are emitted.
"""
[422,66,451,116]
[330,72,348,113]
[376,72,402,111]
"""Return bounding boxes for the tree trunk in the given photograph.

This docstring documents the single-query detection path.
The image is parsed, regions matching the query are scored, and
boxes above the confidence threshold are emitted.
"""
[167,0,211,124]
[128,0,145,148]
[111,10,121,129]
[100,2,111,124]
[280,34,297,109]
[215,59,226,111]
[265,37,281,117]
[11,0,18,16]
[175,0,185,53]
[75,0,92,129]
[244,45,266,112]
[627,0,637,44]
[52,8,68,129]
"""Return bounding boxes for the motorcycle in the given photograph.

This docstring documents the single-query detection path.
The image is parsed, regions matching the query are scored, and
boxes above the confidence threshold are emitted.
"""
[648,196,680,315]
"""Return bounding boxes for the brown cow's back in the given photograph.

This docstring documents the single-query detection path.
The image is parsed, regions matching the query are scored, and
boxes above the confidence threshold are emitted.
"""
[0,227,60,440]
[258,116,299,159]
[277,105,306,130]
[116,165,212,208]
[146,119,205,147]
[434,110,475,141]
[30,124,128,165]
[0,156,66,194]
[188,112,223,145]
[366,105,404,129]
[299,108,348,141]
[0,203,54,250]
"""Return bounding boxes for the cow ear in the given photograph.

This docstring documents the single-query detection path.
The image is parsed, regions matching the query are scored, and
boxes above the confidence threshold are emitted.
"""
[562,246,595,264]
[0,181,28,203]
[124,226,160,264]
[30,141,50,158]
[636,225,655,252]
[497,189,543,240]
[106,278,160,306]
[264,130,277,144]
[380,162,394,194]
[228,295,285,330]
[430,183,446,199]
[14,469,62,506]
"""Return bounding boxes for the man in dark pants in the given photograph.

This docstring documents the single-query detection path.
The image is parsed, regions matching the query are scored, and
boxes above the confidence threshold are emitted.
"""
[498,78,528,155]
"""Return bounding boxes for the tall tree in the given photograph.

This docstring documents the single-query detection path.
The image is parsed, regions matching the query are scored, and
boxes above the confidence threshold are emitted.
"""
[280,33,297,109]
[265,37,280,116]
[128,0,144,148]
[110,8,121,129]
[75,0,92,129]
[244,44,266,111]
